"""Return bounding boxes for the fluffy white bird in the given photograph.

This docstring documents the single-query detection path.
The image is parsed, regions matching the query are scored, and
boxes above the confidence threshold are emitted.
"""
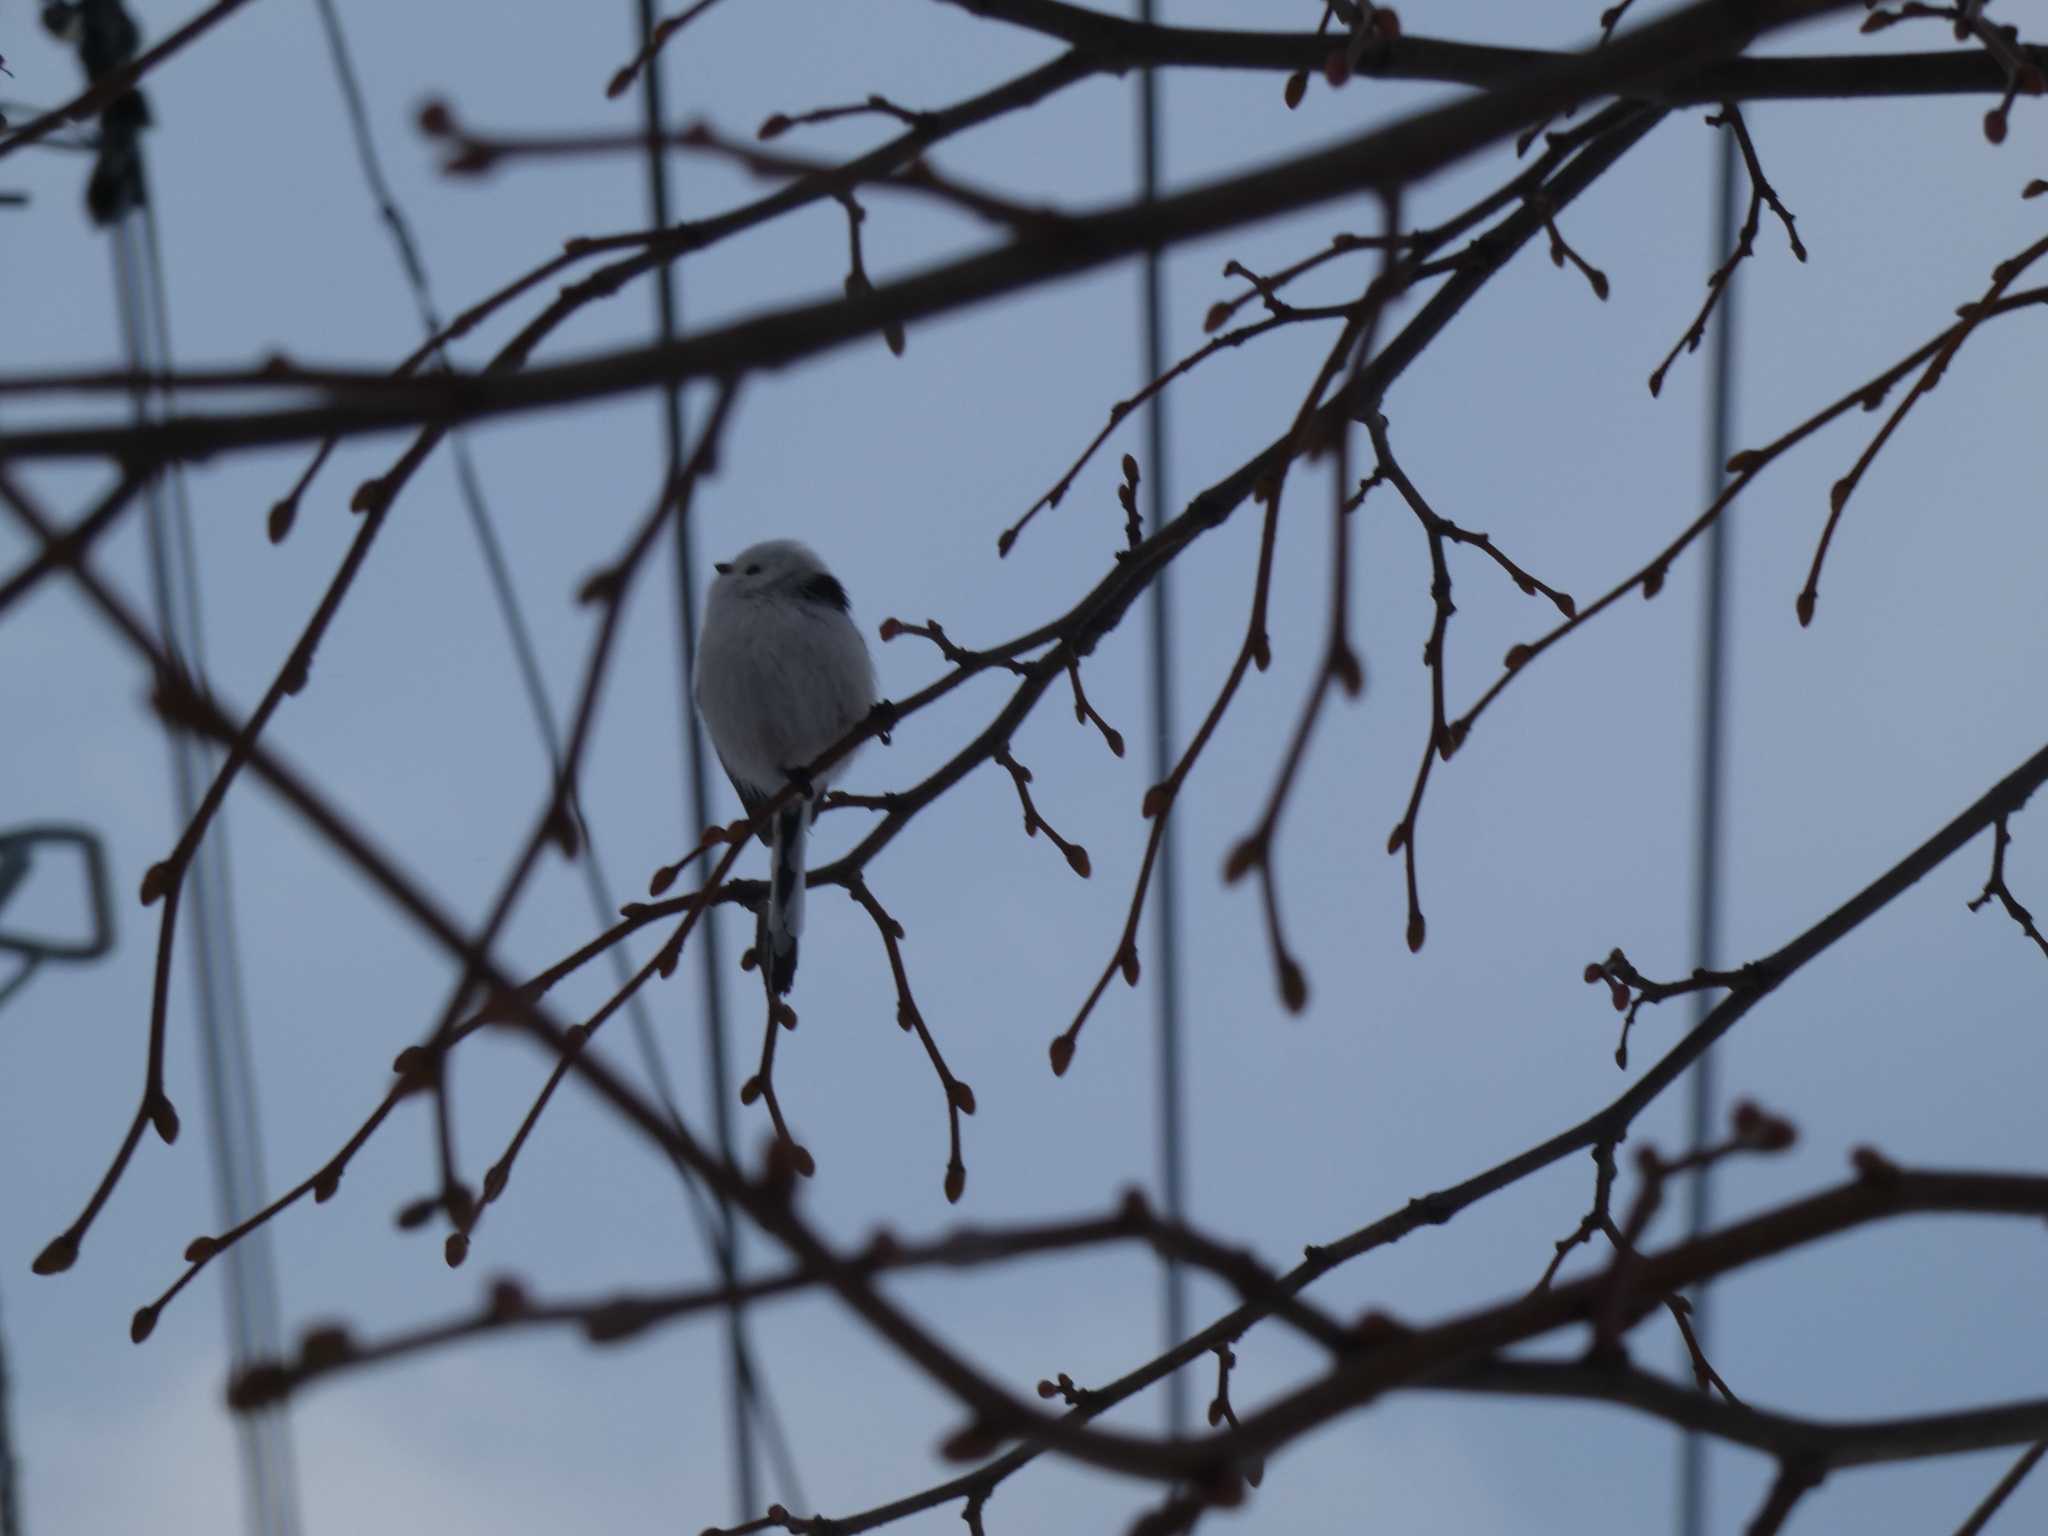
[694,540,877,993]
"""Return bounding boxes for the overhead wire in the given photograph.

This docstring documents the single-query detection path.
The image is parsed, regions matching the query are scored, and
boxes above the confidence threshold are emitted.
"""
[629,0,814,1512]
[303,0,800,1514]
[108,149,302,1536]
[1678,118,1742,1536]
[1135,0,1191,1439]
[299,0,729,1259]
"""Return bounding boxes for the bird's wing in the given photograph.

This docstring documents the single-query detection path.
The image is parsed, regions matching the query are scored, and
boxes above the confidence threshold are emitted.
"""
[713,747,774,847]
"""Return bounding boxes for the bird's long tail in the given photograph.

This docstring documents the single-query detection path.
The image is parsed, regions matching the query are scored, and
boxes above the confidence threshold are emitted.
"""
[765,802,807,993]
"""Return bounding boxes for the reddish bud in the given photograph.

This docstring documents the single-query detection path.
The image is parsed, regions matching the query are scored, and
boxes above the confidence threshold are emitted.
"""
[1119,945,1140,986]
[1851,1145,1898,1183]
[738,1075,762,1105]
[1503,643,1532,671]
[583,1301,653,1344]
[949,1080,977,1115]
[1406,912,1426,952]
[1203,301,1231,333]
[1141,782,1171,818]
[482,1163,508,1203]
[416,100,454,137]
[139,859,173,905]
[944,1162,966,1203]
[1121,453,1139,484]
[184,1235,218,1264]
[938,1419,1004,1463]
[1048,1035,1075,1076]
[227,1363,288,1412]
[148,1095,180,1145]
[1063,843,1091,878]
[444,1233,470,1268]
[1283,71,1308,110]
[878,616,904,641]
[300,1324,352,1368]
[350,477,390,516]
[1985,107,2008,145]
[396,1195,438,1231]
[1278,959,1308,1013]
[312,1167,341,1203]
[441,143,496,176]
[266,498,297,544]
[1322,49,1350,88]
[758,112,792,140]
[1223,836,1264,885]
[489,1278,528,1319]
[129,1305,158,1343]
[33,1233,79,1276]
[1751,1116,1797,1152]
[1796,590,1816,628]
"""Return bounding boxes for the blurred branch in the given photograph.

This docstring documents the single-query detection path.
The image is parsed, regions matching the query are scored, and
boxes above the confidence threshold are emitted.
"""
[1,0,1858,463]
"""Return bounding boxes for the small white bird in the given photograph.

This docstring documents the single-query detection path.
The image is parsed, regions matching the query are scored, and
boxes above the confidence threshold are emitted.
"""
[694,540,878,994]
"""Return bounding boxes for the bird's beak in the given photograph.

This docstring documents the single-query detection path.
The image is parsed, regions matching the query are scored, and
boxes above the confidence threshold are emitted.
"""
[714,561,733,575]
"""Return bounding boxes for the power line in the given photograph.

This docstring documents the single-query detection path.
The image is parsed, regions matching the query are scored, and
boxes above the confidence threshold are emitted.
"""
[1135,0,1190,1439]
[300,0,801,1512]
[105,142,303,1536]
[298,0,728,1256]
[627,0,813,1514]
[1679,118,1741,1536]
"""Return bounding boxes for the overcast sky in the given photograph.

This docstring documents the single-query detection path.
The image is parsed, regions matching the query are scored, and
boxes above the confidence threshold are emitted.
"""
[4,2,2048,1533]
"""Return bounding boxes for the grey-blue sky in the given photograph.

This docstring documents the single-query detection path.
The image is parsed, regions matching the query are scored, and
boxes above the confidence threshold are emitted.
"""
[3,2,2046,1532]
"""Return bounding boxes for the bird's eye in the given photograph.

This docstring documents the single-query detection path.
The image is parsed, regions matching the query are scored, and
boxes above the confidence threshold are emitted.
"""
[745,564,761,576]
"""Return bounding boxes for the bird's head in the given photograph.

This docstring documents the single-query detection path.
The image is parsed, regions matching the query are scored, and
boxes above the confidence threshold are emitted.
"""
[710,539,849,612]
